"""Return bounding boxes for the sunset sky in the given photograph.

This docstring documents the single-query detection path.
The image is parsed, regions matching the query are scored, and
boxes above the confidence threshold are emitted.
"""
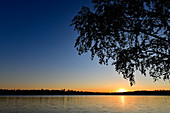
[0,0,169,92]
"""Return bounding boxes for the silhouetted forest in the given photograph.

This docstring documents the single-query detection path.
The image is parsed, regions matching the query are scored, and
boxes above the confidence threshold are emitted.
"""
[0,89,169,95]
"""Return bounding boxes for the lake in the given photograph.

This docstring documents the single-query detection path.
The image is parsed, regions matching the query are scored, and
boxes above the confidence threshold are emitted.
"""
[0,95,169,113]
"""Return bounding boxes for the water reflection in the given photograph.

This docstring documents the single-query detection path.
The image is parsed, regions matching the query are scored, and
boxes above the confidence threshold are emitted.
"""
[121,96,125,105]
[0,96,169,113]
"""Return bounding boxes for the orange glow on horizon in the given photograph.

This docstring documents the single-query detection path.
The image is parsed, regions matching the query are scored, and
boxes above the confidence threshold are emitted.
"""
[117,89,126,92]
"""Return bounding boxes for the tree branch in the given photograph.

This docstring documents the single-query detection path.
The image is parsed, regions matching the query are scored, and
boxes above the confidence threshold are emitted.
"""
[121,29,169,44]
[140,30,169,44]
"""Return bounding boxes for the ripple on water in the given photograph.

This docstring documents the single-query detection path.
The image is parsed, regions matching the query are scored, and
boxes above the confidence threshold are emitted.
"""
[0,96,169,113]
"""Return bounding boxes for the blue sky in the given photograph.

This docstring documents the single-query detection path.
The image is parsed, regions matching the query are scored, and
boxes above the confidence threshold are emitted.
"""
[0,0,169,92]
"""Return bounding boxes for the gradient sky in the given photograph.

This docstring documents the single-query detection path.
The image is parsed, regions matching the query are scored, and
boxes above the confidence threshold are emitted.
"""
[0,0,169,92]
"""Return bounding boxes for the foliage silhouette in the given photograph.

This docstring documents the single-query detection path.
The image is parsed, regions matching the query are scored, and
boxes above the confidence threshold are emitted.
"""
[71,0,170,85]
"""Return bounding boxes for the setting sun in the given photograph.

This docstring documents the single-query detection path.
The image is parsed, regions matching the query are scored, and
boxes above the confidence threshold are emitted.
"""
[118,89,126,92]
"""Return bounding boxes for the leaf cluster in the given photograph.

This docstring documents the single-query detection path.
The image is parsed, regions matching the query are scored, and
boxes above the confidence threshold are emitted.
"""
[71,0,170,85]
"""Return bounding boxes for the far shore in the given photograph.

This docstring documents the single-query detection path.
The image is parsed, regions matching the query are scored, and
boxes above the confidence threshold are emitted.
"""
[0,89,170,96]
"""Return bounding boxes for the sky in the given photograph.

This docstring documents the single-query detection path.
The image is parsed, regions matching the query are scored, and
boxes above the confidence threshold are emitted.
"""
[0,0,169,92]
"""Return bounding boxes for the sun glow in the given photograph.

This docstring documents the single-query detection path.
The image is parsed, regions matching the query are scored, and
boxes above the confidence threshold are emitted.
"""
[118,89,126,92]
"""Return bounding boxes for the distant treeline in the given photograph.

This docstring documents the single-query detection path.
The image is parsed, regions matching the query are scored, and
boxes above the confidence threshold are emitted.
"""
[0,89,170,95]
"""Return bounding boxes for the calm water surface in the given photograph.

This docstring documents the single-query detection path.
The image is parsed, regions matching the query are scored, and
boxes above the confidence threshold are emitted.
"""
[0,95,169,113]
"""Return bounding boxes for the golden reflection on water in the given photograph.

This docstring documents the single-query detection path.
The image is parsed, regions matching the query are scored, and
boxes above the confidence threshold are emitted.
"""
[121,96,125,105]
[0,96,169,113]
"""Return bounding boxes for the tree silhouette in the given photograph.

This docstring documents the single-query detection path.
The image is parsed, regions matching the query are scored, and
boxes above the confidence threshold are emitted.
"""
[71,0,170,86]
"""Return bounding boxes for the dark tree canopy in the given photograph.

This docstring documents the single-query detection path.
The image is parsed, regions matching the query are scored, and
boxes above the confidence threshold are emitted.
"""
[71,0,170,85]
